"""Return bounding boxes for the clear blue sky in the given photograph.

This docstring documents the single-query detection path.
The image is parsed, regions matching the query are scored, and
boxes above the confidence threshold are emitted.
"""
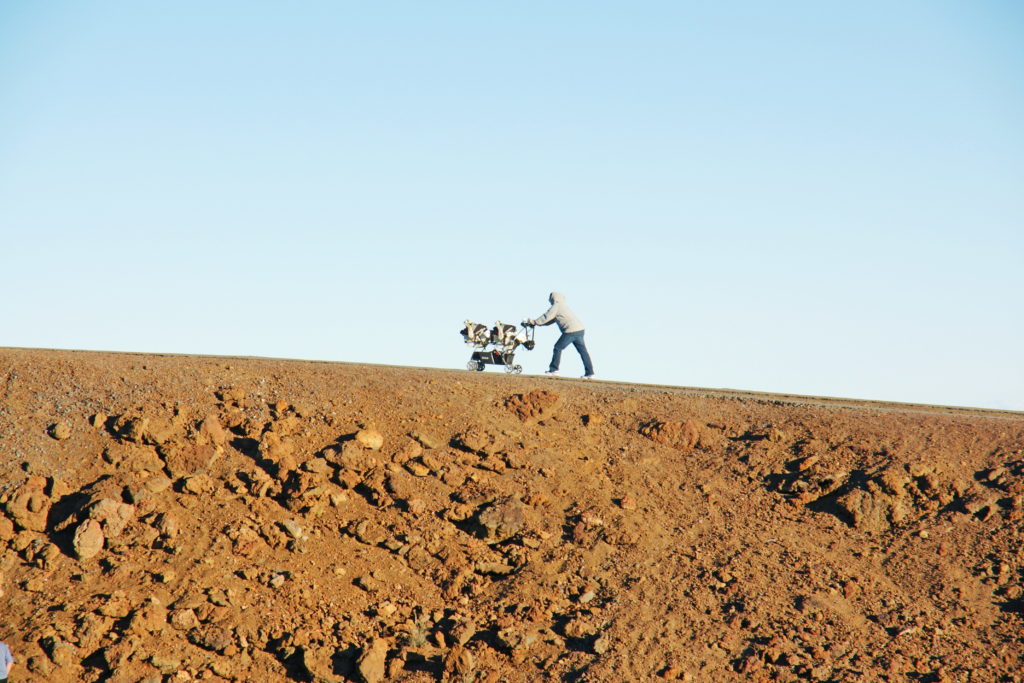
[1,2,1022,410]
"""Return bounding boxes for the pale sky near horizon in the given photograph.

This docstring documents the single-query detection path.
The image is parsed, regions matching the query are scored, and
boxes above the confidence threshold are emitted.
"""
[1,2,1022,410]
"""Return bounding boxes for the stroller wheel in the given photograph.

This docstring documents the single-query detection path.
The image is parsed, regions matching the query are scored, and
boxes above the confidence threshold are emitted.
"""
[467,360,484,371]
[506,364,523,374]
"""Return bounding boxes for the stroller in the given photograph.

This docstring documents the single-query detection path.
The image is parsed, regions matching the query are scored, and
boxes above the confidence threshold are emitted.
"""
[460,320,535,373]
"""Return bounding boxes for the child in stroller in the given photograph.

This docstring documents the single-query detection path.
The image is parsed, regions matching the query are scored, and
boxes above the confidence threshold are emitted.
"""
[460,320,535,373]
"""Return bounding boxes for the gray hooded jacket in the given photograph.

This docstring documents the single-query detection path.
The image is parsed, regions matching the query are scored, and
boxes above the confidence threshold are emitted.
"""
[530,292,585,333]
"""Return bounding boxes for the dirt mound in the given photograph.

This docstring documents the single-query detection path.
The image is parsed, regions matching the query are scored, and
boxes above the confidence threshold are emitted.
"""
[0,348,1022,682]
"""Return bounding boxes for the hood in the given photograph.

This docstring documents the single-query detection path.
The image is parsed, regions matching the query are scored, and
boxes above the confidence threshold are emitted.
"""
[549,291,565,305]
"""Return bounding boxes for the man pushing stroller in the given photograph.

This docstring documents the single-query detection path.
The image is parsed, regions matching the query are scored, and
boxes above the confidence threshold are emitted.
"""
[524,292,595,379]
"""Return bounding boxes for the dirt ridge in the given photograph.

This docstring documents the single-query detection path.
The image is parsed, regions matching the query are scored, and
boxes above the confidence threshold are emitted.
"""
[4,347,1019,419]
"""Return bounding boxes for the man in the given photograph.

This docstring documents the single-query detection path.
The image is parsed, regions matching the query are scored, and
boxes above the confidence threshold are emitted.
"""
[0,640,14,683]
[525,291,595,378]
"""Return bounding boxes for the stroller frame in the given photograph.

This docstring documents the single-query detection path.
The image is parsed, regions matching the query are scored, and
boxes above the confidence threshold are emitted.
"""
[460,320,536,374]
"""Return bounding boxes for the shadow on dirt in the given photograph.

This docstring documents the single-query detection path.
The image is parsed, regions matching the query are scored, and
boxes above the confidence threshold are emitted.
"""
[403,650,442,676]
[802,470,872,526]
[265,637,312,682]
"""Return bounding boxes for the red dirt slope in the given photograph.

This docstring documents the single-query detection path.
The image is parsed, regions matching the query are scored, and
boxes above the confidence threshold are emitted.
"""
[0,348,1022,683]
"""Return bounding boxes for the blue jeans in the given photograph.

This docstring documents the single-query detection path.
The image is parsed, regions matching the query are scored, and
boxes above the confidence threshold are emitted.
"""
[550,331,594,375]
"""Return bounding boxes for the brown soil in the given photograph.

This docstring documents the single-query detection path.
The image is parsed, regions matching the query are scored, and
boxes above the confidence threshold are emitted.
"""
[1,348,1023,683]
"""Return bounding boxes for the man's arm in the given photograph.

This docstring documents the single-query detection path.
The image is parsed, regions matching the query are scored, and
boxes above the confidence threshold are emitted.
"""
[530,304,559,326]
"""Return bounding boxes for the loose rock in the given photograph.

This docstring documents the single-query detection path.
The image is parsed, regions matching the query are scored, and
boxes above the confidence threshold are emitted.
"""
[639,420,702,449]
[356,429,385,450]
[49,421,72,440]
[73,519,104,559]
[357,638,388,683]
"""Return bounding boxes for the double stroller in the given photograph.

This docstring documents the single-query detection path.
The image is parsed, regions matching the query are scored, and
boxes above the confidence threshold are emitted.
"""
[460,320,535,373]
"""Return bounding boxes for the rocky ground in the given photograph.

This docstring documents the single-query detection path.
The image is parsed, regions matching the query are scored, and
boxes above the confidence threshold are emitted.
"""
[0,347,1022,683]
